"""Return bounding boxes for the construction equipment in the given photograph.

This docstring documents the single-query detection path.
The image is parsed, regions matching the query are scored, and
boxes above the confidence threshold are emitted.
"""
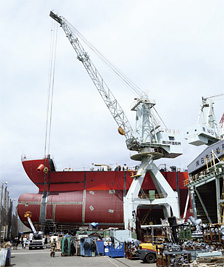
[61,236,75,256]
[49,11,182,158]
[24,212,44,250]
[185,95,224,146]
[50,11,182,230]
[138,242,157,263]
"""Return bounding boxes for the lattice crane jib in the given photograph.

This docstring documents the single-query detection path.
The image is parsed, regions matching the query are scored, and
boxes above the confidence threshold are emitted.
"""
[50,11,138,151]
[50,11,182,159]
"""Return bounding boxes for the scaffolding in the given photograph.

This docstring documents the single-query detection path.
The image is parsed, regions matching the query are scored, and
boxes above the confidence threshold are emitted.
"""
[185,140,224,224]
[0,183,18,242]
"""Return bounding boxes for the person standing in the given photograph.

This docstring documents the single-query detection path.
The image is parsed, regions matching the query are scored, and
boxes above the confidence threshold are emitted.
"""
[50,238,56,257]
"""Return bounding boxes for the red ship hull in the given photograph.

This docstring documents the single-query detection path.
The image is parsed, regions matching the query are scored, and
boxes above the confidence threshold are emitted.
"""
[18,157,192,230]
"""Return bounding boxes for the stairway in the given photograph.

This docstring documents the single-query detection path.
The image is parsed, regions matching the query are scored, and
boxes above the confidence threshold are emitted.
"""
[41,219,56,233]
[195,180,217,223]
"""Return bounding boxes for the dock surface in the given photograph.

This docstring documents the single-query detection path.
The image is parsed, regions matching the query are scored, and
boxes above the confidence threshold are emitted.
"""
[11,246,156,267]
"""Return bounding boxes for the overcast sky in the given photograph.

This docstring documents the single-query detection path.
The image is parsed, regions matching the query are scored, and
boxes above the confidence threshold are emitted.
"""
[0,0,223,202]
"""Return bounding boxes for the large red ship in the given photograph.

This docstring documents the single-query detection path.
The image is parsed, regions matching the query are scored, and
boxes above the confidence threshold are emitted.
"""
[17,155,192,231]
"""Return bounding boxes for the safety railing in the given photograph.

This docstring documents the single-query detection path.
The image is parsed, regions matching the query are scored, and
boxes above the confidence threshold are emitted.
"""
[184,157,224,187]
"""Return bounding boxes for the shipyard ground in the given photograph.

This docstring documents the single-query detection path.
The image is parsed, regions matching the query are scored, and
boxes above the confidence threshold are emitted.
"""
[10,246,156,267]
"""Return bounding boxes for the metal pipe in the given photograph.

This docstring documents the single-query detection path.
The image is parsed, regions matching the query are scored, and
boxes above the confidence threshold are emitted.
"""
[190,188,197,219]
[176,171,180,214]
[183,190,190,219]
[216,177,221,223]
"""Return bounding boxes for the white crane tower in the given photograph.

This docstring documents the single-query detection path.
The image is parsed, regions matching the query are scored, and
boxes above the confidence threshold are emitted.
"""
[50,11,182,230]
[185,95,223,146]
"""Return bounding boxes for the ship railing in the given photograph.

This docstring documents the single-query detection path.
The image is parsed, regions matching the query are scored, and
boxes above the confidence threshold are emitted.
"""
[185,174,205,186]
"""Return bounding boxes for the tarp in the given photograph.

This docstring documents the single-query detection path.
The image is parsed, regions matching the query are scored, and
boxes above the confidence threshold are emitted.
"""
[0,248,7,267]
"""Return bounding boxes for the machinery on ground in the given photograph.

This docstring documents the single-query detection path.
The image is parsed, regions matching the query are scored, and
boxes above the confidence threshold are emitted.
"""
[24,212,44,250]
[138,242,156,263]
[61,236,75,256]
[50,11,183,230]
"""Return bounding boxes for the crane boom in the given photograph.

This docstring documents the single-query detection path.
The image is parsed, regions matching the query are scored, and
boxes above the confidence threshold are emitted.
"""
[50,11,139,151]
[27,216,37,234]
[50,11,182,159]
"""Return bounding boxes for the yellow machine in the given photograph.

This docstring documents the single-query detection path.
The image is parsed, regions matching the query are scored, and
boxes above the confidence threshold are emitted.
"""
[138,243,156,263]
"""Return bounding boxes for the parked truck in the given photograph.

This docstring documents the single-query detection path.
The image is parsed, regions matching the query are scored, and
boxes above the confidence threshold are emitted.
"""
[28,232,44,250]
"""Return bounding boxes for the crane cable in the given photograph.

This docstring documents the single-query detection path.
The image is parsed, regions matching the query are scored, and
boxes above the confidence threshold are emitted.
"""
[204,93,224,100]
[44,22,58,159]
[153,107,168,129]
[65,19,144,97]
[69,21,169,130]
